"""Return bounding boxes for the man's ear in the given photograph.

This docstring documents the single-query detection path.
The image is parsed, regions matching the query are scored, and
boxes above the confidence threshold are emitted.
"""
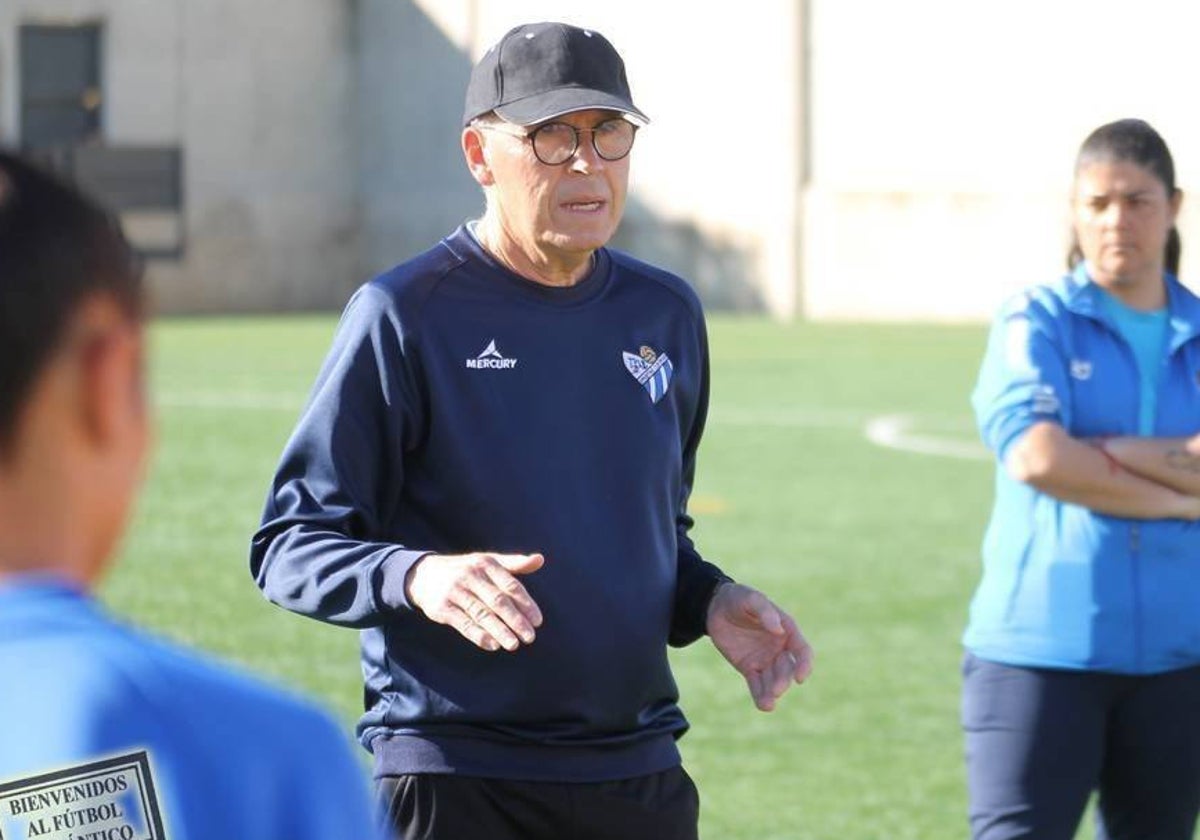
[73,296,144,451]
[462,126,495,187]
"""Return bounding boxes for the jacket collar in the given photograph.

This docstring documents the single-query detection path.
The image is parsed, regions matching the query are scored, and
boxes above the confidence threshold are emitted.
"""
[1064,261,1200,353]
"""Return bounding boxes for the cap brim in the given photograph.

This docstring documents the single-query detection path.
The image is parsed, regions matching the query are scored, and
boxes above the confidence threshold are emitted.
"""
[494,88,649,127]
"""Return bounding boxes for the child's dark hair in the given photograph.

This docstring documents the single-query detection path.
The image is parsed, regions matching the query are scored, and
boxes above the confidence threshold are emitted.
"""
[0,151,143,452]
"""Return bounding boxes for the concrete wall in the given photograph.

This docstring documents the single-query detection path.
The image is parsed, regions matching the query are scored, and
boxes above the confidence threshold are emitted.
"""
[169,0,358,312]
[0,0,360,313]
[9,1,1198,321]
[2,0,802,316]
[357,0,804,315]
[388,0,1200,322]
[356,0,479,279]
[0,1,183,152]
[804,0,1200,321]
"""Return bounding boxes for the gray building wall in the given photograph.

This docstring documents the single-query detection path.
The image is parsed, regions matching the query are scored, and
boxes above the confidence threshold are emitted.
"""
[166,0,359,312]
[1,1,805,315]
[21,2,1196,322]
[1,0,361,313]
[355,0,480,278]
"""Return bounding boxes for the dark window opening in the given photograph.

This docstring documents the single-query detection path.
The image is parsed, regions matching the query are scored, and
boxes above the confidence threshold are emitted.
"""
[20,24,102,151]
[19,23,185,260]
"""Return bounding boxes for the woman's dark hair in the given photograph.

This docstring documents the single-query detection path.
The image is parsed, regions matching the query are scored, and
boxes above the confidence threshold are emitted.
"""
[0,151,143,453]
[1067,118,1181,274]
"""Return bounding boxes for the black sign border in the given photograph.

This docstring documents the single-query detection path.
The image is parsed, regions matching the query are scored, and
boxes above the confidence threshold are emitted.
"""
[0,750,166,840]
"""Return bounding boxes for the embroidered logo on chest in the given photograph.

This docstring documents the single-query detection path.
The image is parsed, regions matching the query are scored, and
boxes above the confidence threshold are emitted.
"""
[465,339,518,370]
[1070,359,1093,381]
[622,345,674,404]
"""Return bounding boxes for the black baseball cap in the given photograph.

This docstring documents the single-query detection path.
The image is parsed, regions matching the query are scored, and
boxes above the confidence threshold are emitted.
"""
[463,22,649,128]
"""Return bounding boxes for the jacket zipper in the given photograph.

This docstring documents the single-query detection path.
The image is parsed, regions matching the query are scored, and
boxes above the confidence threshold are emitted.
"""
[1101,318,1146,672]
[1130,522,1143,671]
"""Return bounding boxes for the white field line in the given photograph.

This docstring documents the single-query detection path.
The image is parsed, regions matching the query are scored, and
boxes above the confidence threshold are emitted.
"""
[152,394,991,465]
[706,407,994,464]
[864,413,991,462]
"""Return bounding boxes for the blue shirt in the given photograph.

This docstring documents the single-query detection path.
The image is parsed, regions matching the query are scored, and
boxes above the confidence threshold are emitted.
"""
[251,224,730,782]
[968,264,1200,673]
[0,579,381,840]
[1098,285,1169,435]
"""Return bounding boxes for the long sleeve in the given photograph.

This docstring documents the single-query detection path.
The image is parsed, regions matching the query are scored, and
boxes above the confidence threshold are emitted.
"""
[249,283,430,628]
[669,311,732,647]
[972,292,1073,462]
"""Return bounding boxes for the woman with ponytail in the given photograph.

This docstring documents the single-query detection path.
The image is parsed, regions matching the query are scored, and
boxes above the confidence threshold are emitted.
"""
[965,119,1200,839]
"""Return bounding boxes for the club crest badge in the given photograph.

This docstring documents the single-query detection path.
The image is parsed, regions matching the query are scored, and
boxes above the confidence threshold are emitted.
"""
[622,345,674,404]
[1070,359,1093,380]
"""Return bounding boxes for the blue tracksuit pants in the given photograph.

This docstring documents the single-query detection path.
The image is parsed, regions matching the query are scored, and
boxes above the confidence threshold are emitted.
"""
[962,652,1200,840]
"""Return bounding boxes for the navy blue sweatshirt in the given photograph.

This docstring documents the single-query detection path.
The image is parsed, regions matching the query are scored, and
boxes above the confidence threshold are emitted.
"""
[250,224,730,782]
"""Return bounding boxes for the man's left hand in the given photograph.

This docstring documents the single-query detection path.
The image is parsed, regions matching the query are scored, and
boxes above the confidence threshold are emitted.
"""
[706,583,814,712]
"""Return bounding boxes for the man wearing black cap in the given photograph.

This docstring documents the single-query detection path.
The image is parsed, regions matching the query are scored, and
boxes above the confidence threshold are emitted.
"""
[252,21,813,840]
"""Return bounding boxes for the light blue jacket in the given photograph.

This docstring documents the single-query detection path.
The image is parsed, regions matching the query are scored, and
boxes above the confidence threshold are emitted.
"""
[967,263,1200,674]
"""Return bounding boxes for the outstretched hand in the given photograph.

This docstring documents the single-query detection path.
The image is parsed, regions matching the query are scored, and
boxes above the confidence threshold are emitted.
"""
[706,583,814,711]
[406,552,544,652]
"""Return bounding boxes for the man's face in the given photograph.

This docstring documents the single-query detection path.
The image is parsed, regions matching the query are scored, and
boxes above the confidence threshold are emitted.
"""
[476,109,631,264]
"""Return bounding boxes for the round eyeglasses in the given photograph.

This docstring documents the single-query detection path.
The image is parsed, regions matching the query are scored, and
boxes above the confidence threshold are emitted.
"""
[477,118,638,166]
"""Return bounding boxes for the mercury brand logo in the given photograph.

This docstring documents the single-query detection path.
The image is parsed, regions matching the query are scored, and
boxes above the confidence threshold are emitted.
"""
[465,339,518,370]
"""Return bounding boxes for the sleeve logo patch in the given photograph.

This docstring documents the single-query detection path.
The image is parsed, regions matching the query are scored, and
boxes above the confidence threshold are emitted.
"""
[0,751,166,840]
[1031,384,1061,415]
[622,345,674,404]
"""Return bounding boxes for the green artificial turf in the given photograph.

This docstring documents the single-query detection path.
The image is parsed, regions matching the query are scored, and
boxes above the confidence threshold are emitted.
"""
[98,315,1049,838]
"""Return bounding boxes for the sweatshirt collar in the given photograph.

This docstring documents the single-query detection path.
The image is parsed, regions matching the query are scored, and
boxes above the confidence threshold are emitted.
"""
[447,222,612,307]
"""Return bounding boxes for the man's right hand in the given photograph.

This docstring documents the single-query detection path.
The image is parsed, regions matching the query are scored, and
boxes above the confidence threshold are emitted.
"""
[404,552,544,652]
